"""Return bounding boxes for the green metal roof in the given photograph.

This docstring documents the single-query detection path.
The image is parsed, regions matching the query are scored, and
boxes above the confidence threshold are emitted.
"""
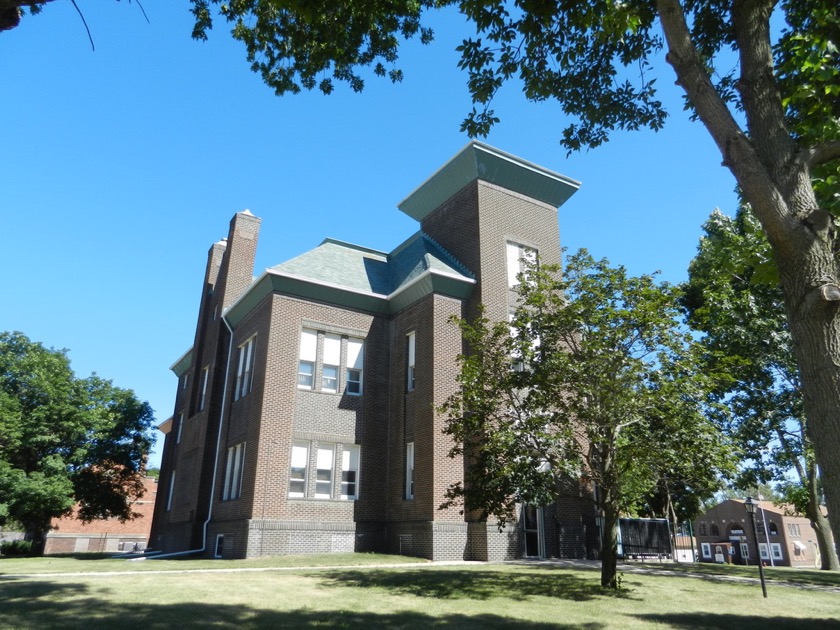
[398,141,581,221]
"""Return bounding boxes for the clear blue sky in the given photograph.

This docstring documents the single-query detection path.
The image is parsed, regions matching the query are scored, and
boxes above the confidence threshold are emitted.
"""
[1,2,739,468]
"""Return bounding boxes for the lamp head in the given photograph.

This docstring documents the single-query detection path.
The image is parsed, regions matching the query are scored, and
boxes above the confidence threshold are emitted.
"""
[744,496,756,514]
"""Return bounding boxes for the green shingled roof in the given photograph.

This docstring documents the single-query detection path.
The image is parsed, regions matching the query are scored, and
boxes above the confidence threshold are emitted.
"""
[271,232,474,297]
[221,232,476,326]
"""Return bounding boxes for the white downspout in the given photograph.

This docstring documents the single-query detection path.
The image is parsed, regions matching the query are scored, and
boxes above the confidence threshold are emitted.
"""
[143,316,235,561]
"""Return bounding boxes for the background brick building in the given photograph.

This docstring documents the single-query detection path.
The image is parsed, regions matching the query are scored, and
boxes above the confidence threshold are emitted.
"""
[150,142,596,560]
[694,499,820,568]
[44,476,157,555]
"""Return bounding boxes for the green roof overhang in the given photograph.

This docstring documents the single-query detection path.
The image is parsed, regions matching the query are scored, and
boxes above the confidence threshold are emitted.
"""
[170,348,192,377]
[398,141,580,221]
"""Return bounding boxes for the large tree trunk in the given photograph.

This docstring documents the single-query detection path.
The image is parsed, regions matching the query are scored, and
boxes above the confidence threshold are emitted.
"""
[774,215,840,564]
[657,0,840,552]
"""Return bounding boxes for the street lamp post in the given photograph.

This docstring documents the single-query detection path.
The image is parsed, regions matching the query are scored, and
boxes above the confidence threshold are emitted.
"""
[744,497,768,598]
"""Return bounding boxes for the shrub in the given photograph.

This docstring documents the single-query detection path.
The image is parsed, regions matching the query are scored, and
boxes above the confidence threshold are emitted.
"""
[1,539,33,557]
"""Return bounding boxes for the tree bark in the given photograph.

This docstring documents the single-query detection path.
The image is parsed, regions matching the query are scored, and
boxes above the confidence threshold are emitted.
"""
[600,499,621,588]
[656,0,840,553]
[807,463,840,570]
[25,521,49,556]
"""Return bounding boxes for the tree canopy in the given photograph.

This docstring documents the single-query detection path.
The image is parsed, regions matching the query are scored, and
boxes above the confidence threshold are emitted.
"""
[0,331,155,554]
[440,251,734,588]
[683,206,839,569]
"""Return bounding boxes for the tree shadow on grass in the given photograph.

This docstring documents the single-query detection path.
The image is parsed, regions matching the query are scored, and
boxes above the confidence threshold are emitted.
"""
[0,579,604,630]
[320,567,636,602]
[632,613,840,630]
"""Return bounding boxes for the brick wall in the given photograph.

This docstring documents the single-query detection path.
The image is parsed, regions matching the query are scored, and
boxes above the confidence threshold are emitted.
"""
[45,476,158,555]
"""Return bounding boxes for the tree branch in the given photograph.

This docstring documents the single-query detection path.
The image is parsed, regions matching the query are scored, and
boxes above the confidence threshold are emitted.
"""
[731,0,797,172]
[808,140,840,168]
[655,0,798,253]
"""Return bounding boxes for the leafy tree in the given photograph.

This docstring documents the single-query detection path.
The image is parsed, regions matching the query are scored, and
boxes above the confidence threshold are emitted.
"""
[439,251,734,588]
[190,0,840,547]
[683,206,839,570]
[0,331,154,555]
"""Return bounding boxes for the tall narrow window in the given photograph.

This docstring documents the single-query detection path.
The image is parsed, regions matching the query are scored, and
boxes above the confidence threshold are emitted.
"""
[315,444,335,498]
[234,335,257,401]
[222,442,246,501]
[406,332,416,392]
[289,441,309,497]
[166,471,176,511]
[176,412,184,444]
[346,338,364,395]
[405,442,415,500]
[298,329,317,389]
[322,334,341,392]
[506,241,537,287]
[198,366,209,411]
[341,445,360,500]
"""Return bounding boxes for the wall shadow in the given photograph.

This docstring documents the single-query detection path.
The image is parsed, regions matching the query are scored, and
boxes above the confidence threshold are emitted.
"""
[0,579,605,630]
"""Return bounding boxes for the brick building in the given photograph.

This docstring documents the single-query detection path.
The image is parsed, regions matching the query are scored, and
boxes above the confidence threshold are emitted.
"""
[44,476,157,554]
[150,142,596,560]
[694,499,820,568]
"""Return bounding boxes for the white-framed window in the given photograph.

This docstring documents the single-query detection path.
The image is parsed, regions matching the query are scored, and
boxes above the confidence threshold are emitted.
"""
[406,332,416,392]
[198,366,209,411]
[758,542,770,560]
[771,543,784,560]
[289,441,309,497]
[346,338,364,395]
[341,445,360,500]
[298,329,317,389]
[506,241,537,288]
[701,542,711,559]
[740,543,750,559]
[787,523,801,538]
[322,365,339,393]
[166,470,176,512]
[222,442,246,501]
[405,442,415,500]
[289,441,360,500]
[234,335,257,401]
[322,334,341,393]
[315,444,335,498]
[214,534,225,559]
[298,328,365,395]
[176,412,184,444]
[181,372,189,390]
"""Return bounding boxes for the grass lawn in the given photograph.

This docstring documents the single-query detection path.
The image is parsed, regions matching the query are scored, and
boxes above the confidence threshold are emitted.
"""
[1,555,839,629]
